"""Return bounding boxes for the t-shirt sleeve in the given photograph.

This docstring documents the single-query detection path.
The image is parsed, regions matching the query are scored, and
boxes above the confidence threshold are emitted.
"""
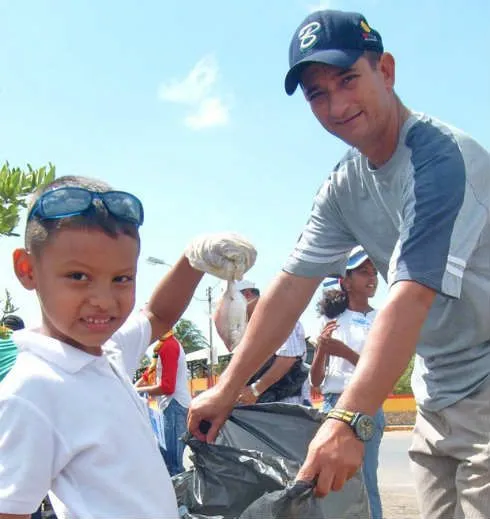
[276,322,306,358]
[109,311,152,380]
[159,338,180,395]
[0,395,55,514]
[389,123,488,298]
[283,177,357,278]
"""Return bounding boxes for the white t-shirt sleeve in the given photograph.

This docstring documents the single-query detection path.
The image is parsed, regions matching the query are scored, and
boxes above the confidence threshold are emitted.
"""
[0,395,56,514]
[106,311,152,380]
[275,322,306,358]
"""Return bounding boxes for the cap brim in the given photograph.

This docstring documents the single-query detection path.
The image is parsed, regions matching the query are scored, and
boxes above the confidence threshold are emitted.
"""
[346,252,369,270]
[284,49,363,95]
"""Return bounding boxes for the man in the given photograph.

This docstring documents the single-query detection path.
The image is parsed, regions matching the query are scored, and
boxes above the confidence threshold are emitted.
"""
[189,9,490,519]
[215,280,307,405]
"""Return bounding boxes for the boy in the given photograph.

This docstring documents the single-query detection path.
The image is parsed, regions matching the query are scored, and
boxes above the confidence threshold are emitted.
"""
[0,175,252,518]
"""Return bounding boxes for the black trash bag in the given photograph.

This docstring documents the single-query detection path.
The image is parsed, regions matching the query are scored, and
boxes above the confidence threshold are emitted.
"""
[174,403,369,519]
[239,479,369,519]
[173,436,299,519]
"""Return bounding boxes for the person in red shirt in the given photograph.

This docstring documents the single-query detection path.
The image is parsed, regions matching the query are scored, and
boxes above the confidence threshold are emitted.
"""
[135,330,191,476]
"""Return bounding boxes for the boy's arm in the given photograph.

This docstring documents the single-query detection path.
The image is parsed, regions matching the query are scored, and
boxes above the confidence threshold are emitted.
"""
[0,397,53,517]
[145,233,257,343]
[0,514,30,518]
[145,256,204,343]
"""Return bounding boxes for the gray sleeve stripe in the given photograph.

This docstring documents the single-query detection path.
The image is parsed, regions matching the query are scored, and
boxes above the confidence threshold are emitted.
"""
[292,250,332,263]
[398,121,466,290]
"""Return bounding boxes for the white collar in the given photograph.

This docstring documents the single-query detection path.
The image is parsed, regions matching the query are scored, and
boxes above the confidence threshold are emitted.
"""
[14,329,102,374]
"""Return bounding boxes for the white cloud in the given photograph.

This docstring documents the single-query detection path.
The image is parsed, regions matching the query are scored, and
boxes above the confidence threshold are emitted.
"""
[158,55,230,130]
[184,97,229,130]
[158,55,218,105]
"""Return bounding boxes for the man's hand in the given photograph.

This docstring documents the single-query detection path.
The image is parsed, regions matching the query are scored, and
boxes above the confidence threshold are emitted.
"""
[184,232,257,280]
[237,386,258,405]
[296,418,364,497]
[187,383,238,443]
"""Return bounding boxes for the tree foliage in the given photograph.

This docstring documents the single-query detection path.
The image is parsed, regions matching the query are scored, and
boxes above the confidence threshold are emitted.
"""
[393,355,415,395]
[0,290,19,321]
[0,162,56,236]
[174,318,209,353]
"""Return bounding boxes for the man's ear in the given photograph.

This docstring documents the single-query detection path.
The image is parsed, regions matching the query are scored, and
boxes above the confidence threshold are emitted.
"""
[379,52,396,91]
[13,248,36,290]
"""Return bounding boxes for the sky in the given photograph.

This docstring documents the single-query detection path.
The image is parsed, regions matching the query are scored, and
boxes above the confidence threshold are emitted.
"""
[1,0,489,356]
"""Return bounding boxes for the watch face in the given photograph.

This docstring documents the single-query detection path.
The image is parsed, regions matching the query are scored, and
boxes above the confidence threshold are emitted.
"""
[355,414,375,442]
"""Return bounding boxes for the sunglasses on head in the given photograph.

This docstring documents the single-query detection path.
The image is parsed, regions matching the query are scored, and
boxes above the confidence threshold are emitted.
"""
[27,187,144,226]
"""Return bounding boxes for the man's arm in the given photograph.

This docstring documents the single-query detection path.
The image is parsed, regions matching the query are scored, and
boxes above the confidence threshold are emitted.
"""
[337,280,435,414]
[0,514,30,519]
[145,256,204,343]
[238,356,297,404]
[297,280,435,496]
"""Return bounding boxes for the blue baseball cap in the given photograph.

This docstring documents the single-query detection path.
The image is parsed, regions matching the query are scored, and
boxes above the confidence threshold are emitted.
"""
[346,246,369,270]
[285,10,383,95]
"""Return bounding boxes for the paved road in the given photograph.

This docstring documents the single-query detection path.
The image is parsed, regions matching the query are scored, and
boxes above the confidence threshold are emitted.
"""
[379,430,420,518]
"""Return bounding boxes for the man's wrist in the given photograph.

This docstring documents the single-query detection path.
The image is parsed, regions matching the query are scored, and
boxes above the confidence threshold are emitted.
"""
[250,381,262,397]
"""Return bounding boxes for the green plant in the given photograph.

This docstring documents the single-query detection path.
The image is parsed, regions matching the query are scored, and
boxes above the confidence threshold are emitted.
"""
[392,355,414,395]
[0,162,56,236]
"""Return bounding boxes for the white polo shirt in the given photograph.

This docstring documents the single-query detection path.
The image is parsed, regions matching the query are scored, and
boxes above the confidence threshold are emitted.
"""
[315,309,377,394]
[0,312,178,518]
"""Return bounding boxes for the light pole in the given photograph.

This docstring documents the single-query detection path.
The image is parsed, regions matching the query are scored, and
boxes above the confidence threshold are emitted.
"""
[206,286,216,387]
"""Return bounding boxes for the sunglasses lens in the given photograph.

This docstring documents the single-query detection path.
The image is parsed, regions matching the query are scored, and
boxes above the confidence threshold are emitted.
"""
[40,188,92,218]
[103,192,144,225]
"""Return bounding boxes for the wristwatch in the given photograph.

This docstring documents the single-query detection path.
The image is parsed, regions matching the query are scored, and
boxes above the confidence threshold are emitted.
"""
[326,409,375,442]
[250,382,261,397]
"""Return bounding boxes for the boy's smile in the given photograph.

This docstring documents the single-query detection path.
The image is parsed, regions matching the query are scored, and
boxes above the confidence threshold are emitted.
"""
[15,228,139,355]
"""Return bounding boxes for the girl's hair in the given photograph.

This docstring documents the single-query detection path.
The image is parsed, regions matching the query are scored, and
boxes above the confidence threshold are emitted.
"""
[316,275,351,319]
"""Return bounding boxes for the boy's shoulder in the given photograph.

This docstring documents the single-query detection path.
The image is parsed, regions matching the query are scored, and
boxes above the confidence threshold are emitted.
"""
[1,330,95,402]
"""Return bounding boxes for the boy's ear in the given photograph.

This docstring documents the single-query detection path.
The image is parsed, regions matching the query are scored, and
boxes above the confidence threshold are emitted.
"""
[13,249,36,290]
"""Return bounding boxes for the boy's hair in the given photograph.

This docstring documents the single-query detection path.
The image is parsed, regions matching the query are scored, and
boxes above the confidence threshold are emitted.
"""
[25,175,140,256]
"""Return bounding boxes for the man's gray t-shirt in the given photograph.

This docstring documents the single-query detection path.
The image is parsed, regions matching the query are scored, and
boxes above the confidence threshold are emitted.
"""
[284,113,490,411]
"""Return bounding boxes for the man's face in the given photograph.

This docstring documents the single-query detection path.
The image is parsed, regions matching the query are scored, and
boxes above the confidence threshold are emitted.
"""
[18,228,139,354]
[300,54,395,150]
[240,288,256,302]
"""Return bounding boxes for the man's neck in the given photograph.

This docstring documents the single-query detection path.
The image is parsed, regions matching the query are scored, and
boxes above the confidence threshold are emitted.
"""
[362,99,411,168]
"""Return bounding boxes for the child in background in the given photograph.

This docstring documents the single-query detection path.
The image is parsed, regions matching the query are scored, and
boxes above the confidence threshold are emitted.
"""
[135,330,191,476]
[0,175,252,518]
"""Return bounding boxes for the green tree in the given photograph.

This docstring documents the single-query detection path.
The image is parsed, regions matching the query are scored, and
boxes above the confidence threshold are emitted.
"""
[174,318,209,354]
[0,162,56,237]
[0,290,19,322]
[393,355,415,395]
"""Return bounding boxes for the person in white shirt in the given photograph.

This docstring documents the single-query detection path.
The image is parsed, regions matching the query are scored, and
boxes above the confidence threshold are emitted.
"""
[310,246,384,519]
[0,175,253,519]
[135,330,192,476]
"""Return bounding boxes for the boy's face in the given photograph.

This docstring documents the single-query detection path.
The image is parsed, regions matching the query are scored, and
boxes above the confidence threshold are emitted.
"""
[14,228,139,355]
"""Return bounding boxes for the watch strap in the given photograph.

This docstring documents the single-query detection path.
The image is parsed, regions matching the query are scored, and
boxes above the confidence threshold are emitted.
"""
[250,382,261,397]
